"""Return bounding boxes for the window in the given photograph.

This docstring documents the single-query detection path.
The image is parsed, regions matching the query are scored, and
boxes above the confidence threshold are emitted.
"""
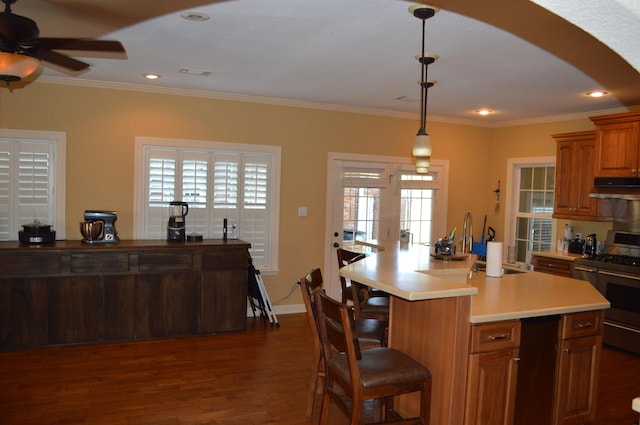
[399,172,440,245]
[135,137,280,272]
[0,130,66,241]
[506,158,556,262]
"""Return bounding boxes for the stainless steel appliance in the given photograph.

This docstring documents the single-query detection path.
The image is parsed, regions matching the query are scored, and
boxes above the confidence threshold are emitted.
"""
[167,201,189,242]
[583,233,597,258]
[81,210,120,243]
[574,230,640,354]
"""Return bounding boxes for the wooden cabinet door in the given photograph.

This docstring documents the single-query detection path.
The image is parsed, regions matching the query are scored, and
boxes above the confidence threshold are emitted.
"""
[553,335,601,425]
[465,348,519,425]
[554,140,577,217]
[552,131,598,219]
[595,120,640,177]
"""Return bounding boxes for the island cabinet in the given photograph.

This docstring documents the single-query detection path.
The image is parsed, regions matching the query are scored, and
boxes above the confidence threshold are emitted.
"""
[464,321,521,425]
[553,310,603,425]
[552,131,599,220]
[0,240,250,350]
[591,111,640,177]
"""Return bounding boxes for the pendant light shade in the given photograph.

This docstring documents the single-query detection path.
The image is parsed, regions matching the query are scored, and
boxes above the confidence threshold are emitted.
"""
[409,4,438,174]
[0,52,40,84]
[413,128,432,157]
[415,156,430,174]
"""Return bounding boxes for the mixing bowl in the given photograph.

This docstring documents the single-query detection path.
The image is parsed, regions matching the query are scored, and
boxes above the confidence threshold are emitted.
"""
[80,221,102,241]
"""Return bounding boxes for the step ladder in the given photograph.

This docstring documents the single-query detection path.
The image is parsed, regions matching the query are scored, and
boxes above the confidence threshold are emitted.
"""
[248,256,279,327]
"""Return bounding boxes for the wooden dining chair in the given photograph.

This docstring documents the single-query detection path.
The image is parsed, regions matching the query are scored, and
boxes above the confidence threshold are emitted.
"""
[299,268,387,418]
[315,290,432,425]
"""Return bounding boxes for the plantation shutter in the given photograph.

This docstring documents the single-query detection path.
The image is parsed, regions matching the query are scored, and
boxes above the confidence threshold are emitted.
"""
[0,140,55,240]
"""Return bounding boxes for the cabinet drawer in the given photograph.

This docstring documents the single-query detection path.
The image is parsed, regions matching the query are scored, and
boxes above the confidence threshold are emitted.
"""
[561,310,603,339]
[0,254,62,276]
[470,320,521,353]
[533,256,574,277]
[137,252,193,272]
[203,250,247,270]
[71,253,130,274]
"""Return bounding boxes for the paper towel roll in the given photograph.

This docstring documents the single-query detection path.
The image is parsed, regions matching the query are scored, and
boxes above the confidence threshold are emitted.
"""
[486,241,503,277]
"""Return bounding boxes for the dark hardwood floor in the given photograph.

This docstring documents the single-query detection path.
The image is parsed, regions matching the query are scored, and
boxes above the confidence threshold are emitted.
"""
[0,313,638,424]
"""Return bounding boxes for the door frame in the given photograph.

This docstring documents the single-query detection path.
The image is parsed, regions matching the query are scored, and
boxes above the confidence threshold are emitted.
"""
[324,152,451,299]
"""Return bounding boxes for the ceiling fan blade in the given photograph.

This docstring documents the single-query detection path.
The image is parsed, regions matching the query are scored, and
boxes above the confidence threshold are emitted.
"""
[36,37,125,53]
[39,49,89,71]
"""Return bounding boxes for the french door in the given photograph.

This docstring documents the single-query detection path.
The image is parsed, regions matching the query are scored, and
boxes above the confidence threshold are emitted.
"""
[324,153,448,299]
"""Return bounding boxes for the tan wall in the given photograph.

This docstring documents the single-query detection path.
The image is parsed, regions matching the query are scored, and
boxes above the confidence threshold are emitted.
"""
[0,82,606,306]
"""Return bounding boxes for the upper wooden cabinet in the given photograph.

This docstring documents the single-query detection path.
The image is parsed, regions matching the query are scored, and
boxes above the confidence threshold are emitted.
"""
[552,131,598,220]
[591,112,640,177]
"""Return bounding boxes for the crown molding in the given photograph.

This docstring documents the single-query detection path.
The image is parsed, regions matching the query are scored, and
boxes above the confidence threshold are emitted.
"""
[34,76,639,129]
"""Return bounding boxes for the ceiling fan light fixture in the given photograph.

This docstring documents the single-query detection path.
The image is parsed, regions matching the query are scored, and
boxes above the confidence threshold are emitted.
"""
[0,52,40,84]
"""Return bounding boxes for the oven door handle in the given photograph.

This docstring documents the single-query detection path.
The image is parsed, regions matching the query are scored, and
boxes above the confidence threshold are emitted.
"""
[598,270,640,281]
[574,266,597,273]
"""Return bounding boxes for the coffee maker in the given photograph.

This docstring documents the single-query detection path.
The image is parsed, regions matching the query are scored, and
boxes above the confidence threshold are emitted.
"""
[583,233,597,258]
[81,210,120,243]
[167,201,189,241]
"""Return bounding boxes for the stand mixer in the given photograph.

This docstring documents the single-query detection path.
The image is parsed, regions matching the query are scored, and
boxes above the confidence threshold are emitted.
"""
[80,211,120,243]
[167,201,189,242]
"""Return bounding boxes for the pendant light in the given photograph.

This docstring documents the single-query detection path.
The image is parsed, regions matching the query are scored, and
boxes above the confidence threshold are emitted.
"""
[409,4,439,173]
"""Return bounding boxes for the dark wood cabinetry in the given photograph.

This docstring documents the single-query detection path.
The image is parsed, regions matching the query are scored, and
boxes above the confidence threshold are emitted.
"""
[0,240,250,350]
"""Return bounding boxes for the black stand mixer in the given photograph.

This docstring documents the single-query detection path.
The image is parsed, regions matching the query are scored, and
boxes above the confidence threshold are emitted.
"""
[167,201,189,242]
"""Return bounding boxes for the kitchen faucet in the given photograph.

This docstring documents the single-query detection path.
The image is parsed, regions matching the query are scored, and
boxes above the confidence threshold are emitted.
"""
[462,210,473,254]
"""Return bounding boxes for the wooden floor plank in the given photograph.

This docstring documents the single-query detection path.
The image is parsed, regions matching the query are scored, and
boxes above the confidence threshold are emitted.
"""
[0,313,638,424]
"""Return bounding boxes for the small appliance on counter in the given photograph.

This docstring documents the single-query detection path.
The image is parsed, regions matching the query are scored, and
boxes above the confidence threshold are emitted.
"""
[19,220,56,244]
[567,236,585,254]
[583,233,597,258]
[167,201,189,242]
[80,210,120,243]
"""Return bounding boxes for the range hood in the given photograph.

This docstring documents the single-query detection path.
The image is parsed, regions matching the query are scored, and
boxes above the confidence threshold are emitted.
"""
[590,177,640,200]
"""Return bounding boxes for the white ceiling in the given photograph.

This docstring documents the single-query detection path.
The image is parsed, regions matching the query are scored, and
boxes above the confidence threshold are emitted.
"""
[8,0,640,125]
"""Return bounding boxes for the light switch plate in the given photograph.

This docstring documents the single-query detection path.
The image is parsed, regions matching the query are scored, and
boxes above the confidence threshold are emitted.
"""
[298,207,308,217]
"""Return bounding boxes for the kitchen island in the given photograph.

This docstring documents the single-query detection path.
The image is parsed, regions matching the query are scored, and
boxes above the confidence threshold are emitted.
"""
[0,240,250,350]
[340,243,610,425]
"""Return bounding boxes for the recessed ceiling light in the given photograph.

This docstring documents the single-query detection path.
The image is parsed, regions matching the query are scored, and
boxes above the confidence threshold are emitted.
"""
[180,11,210,21]
[143,73,161,80]
[475,109,493,116]
[586,90,608,98]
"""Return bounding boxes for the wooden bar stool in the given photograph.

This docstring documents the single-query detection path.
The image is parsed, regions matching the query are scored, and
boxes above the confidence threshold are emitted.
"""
[299,268,387,418]
[315,290,432,424]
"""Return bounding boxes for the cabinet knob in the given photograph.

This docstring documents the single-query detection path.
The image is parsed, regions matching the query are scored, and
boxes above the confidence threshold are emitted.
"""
[577,322,593,328]
[514,357,520,363]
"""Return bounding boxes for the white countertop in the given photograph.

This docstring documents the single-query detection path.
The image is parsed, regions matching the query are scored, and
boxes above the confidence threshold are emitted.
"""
[340,243,610,324]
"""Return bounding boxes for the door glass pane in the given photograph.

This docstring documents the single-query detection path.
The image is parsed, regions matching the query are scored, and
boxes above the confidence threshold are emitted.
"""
[343,187,380,241]
[400,187,434,245]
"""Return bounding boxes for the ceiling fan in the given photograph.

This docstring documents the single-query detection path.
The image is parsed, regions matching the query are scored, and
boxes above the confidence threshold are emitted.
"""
[0,0,126,84]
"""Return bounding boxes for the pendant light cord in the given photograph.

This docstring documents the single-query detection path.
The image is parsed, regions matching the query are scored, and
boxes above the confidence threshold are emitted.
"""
[420,17,426,129]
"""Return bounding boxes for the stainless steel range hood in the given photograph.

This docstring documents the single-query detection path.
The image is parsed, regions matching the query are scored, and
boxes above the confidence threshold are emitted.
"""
[589,177,640,200]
